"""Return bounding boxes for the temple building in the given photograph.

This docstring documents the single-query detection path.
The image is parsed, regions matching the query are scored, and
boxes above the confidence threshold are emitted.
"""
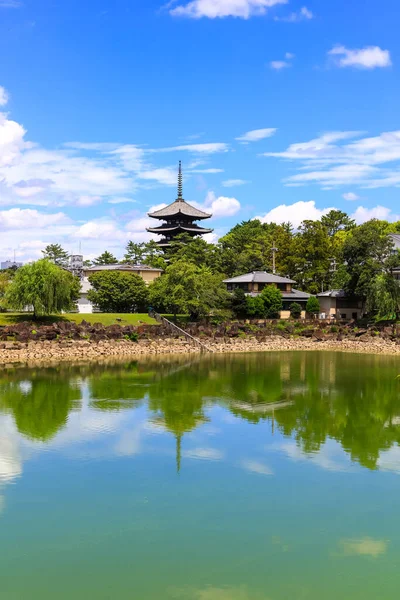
[146,161,213,248]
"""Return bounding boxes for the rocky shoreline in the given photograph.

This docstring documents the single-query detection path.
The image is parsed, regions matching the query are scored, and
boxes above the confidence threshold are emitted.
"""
[1,335,400,366]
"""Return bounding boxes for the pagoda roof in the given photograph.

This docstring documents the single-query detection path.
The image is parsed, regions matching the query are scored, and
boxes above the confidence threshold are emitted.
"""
[148,199,211,220]
[147,223,213,235]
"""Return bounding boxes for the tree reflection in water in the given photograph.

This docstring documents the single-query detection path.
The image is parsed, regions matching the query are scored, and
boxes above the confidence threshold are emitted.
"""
[0,352,399,470]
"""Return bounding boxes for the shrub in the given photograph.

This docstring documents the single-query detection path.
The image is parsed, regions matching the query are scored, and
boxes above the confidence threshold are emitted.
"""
[260,286,283,319]
[306,296,320,316]
[289,302,302,319]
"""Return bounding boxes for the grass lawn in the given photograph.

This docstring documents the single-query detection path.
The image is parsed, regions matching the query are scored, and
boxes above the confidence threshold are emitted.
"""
[0,313,158,326]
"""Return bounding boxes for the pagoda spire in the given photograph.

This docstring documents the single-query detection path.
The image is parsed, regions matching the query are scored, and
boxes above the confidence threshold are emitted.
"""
[177,160,183,199]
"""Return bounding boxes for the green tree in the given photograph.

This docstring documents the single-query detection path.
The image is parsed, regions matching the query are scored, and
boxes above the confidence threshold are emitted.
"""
[320,210,356,237]
[230,288,248,318]
[93,251,118,265]
[142,240,166,269]
[149,260,229,320]
[42,243,70,267]
[342,220,397,302]
[0,270,13,310]
[260,285,283,318]
[288,220,331,294]
[87,271,149,313]
[124,241,145,265]
[290,302,302,319]
[306,296,320,316]
[6,259,80,317]
[367,273,400,319]
[246,295,265,318]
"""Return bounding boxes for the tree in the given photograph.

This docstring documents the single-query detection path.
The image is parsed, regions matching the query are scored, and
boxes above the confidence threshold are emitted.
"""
[42,243,70,268]
[288,221,332,294]
[124,241,145,265]
[246,295,265,318]
[230,288,248,319]
[6,259,80,317]
[93,251,118,265]
[290,302,302,319]
[148,260,229,320]
[87,271,149,313]
[321,210,355,237]
[342,220,397,302]
[306,296,320,316]
[367,273,400,319]
[260,286,283,318]
[142,240,166,269]
[0,270,13,311]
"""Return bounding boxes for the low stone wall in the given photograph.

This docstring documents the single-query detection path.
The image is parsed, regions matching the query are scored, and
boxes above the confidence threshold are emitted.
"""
[0,335,400,366]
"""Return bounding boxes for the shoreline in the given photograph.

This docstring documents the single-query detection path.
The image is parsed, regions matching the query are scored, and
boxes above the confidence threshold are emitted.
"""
[1,336,400,366]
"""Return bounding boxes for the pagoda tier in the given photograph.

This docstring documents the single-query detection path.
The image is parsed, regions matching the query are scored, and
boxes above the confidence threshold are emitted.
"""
[146,161,213,248]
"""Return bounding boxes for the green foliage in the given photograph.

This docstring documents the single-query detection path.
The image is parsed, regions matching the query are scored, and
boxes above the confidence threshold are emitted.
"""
[124,332,139,342]
[87,271,149,313]
[42,243,70,268]
[93,251,118,265]
[342,220,397,300]
[289,302,302,319]
[306,296,320,315]
[6,259,80,317]
[0,270,12,310]
[148,260,229,320]
[260,285,283,318]
[330,325,339,333]
[124,241,145,265]
[367,273,400,319]
[230,288,248,318]
[246,295,265,318]
[320,210,356,237]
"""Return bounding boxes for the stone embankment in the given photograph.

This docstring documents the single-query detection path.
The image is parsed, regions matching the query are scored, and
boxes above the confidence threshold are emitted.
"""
[1,319,400,365]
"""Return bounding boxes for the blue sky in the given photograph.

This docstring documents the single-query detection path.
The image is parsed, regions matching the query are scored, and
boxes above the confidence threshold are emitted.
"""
[1,0,400,261]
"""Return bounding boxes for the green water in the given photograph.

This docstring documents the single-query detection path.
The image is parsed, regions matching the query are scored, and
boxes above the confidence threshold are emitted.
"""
[1,352,400,599]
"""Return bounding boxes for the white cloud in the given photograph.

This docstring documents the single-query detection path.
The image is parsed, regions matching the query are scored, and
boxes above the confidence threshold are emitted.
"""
[222,179,248,187]
[74,218,125,241]
[182,447,224,461]
[236,128,277,142]
[342,192,360,201]
[240,459,273,475]
[340,538,388,558]
[269,53,295,70]
[256,200,333,228]
[352,205,399,224]
[0,208,68,231]
[138,167,177,185]
[169,0,288,19]
[203,190,241,217]
[329,45,392,69]
[0,86,9,106]
[270,60,291,70]
[275,6,313,22]
[264,130,400,189]
[0,0,22,6]
[155,143,229,154]
[108,197,138,204]
[255,199,399,229]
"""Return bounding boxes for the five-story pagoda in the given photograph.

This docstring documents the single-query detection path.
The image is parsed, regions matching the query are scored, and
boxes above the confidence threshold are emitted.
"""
[146,161,213,248]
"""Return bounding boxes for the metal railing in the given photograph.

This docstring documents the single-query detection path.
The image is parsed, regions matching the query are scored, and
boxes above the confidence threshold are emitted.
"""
[150,310,213,353]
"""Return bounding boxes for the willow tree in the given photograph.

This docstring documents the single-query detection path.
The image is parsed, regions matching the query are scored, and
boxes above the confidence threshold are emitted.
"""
[6,259,81,318]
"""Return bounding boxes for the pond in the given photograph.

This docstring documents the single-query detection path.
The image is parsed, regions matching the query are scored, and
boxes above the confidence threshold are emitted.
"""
[1,352,400,599]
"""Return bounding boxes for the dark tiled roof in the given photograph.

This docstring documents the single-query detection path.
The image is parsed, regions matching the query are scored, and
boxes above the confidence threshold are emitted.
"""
[281,289,311,300]
[148,199,211,220]
[224,271,296,284]
[84,264,163,272]
[147,224,213,234]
